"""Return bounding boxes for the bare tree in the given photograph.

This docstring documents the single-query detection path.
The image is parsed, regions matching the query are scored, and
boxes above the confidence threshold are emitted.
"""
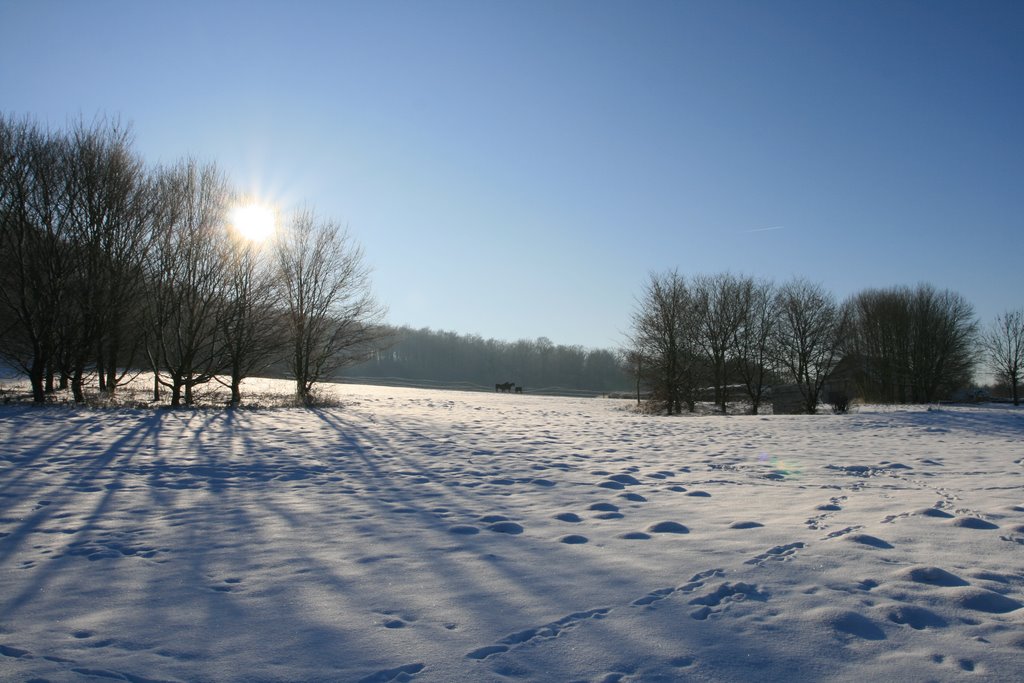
[693,273,747,413]
[0,116,73,403]
[982,309,1024,406]
[629,270,700,414]
[732,277,778,414]
[63,117,152,401]
[217,214,286,405]
[842,287,912,402]
[908,285,977,402]
[844,284,977,403]
[774,278,844,414]
[143,159,231,407]
[277,209,385,404]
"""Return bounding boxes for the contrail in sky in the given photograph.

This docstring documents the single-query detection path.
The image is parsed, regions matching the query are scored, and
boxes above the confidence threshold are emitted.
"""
[741,225,786,233]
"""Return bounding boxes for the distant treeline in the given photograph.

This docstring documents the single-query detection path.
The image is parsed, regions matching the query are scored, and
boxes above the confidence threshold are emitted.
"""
[347,326,631,395]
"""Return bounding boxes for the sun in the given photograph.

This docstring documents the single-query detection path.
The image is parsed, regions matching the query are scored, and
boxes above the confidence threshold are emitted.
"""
[229,203,277,243]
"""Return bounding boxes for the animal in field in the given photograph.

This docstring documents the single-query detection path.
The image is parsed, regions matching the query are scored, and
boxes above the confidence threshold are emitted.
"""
[495,382,515,393]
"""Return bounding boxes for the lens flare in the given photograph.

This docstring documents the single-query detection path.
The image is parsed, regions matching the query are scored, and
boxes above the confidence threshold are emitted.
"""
[759,452,802,478]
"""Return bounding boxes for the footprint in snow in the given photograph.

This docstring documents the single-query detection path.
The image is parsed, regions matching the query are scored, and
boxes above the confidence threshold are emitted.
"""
[895,565,969,587]
[884,604,948,630]
[589,502,624,519]
[845,534,893,549]
[465,607,611,661]
[745,542,804,565]
[688,582,769,620]
[729,521,764,529]
[356,662,425,683]
[947,587,1023,613]
[969,569,1015,584]
[957,659,978,672]
[648,521,689,534]
[919,508,955,518]
[952,517,999,530]
[599,659,693,682]
[449,525,480,535]
[560,535,588,544]
[467,645,508,660]
[487,522,524,535]
[0,644,30,658]
[554,512,583,523]
[207,576,243,593]
[808,607,887,641]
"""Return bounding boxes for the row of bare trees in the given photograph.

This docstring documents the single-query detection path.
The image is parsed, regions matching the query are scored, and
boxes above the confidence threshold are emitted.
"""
[0,115,384,406]
[982,310,1024,406]
[630,272,844,414]
[629,271,1015,414]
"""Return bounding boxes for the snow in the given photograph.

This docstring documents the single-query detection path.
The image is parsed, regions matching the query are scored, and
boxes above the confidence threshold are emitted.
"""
[1,382,1022,682]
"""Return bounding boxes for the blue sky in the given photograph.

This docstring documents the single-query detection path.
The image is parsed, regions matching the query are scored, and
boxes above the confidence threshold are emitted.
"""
[2,0,1021,350]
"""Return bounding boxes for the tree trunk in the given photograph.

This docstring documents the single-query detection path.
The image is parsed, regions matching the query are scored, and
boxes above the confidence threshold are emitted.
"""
[105,338,120,396]
[30,360,46,404]
[105,360,118,396]
[97,355,107,392]
[71,367,86,404]
[635,358,641,408]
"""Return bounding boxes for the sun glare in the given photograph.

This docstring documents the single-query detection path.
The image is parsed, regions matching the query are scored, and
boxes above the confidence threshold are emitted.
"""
[230,203,277,243]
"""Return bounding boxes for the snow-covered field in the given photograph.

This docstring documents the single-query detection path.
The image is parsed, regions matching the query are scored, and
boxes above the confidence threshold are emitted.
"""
[1,382,1022,682]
